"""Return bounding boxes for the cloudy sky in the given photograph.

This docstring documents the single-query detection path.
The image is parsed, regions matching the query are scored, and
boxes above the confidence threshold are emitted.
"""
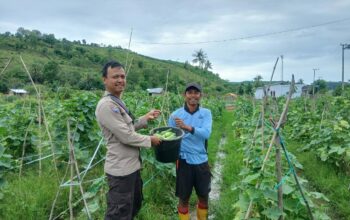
[1,0,350,84]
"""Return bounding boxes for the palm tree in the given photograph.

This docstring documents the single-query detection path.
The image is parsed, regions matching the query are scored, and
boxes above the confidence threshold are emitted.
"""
[192,49,207,69]
[253,75,263,88]
[204,60,212,70]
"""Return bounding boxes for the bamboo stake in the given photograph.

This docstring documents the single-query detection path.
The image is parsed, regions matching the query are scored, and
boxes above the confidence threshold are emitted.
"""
[67,120,91,219]
[125,28,133,74]
[40,103,59,176]
[126,57,134,77]
[49,122,85,220]
[261,88,267,149]
[0,57,12,75]
[260,56,279,149]
[69,144,74,220]
[20,55,59,178]
[275,136,283,220]
[304,97,308,112]
[19,118,34,177]
[270,91,284,219]
[269,57,280,85]
[38,89,42,176]
[251,113,261,149]
[49,163,70,220]
[244,75,295,219]
[319,105,326,130]
[158,70,170,127]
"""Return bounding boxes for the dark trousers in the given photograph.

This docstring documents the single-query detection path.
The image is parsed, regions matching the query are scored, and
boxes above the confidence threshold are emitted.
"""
[105,170,143,220]
[176,159,211,201]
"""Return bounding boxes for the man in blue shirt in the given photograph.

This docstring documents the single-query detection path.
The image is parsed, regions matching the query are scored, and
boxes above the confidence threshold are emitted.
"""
[168,82,212,220]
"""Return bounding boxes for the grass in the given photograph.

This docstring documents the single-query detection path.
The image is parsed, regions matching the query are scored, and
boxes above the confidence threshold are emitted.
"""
[210,110,244,219]
[0,165,70,220]
[287,140,350,219]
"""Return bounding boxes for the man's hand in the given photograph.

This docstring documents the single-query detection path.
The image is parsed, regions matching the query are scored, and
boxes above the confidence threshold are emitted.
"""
[150,135,161,146]
[174,117,192,132]
[145,109,161,121]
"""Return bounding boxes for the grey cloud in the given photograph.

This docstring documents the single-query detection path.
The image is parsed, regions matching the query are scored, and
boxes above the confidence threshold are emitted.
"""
[0,0,350,83]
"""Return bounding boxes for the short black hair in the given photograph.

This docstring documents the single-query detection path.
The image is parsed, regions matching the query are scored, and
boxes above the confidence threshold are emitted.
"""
[102,60,124,77]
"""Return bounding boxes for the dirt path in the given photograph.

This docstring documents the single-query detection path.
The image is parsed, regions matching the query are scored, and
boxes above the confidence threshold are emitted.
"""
[189,135,227,219]
[208,135,226,219]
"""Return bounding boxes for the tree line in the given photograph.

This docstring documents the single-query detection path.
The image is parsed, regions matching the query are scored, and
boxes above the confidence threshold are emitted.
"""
[0,28,236,94]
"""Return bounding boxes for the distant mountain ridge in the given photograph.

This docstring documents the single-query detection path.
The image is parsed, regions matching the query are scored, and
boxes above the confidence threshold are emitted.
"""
[0,28,236,94]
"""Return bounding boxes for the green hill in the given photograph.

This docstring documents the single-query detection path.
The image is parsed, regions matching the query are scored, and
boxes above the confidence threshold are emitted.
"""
[0,28,236,94]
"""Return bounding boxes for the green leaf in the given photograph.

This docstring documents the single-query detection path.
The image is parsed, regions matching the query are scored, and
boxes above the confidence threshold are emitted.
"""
[339,120,349,129]
[77,123,85,131]
[282,184,294,195]
[283,197,300,212]
[309,192,330,202]
[313,210,331,220]
[83,199,100,214]
[261,207,284,220]
[263,188,278,201]
[0,160,11,168]
[74,132,80,142]
[242,173,260,184]
[0,178,5,187]
[0,144,4,156]
[83,192,96,199]
[233,194,250,210]
[329,145,345,155]
[334,124,342,131]
[318,148,328,161]
[246,188,261,200]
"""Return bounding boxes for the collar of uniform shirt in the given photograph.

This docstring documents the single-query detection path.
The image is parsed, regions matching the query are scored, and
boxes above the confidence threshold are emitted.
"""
[184,103,200,115]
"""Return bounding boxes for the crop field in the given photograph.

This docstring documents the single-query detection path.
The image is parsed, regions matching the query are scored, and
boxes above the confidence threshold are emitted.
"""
[0,87,349,219]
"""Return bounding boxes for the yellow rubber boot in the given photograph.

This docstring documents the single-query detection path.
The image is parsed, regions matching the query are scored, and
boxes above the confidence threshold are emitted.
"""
[178,212,190,220]
[178,206,189,220]
[196,207,208,220]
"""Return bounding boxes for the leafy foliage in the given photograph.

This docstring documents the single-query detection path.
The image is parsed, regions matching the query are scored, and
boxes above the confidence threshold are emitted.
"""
[231,97,330,219]
[287,94,350,170]
[0,90,224,218]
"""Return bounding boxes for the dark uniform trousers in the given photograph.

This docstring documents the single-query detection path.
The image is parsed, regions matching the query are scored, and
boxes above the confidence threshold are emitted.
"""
[105,170,143,220]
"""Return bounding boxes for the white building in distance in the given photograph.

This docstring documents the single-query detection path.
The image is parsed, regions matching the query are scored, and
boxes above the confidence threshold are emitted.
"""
[254,83,306,99]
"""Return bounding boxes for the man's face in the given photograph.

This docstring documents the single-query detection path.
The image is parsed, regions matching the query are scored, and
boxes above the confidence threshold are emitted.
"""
[103,66,126,96]
[184,88,201,106]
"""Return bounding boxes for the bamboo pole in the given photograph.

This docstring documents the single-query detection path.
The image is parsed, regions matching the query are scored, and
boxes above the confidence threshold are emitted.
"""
[158,69,170,127]
[261,88,267,149]
[270,90,284,219]
[319,105,326,130]
[67,121,91,219]
[0,57,12,75]
[244,75,295,219]
[20,55,59,178]
[49,162,70,220]
[251,113,262,149]
[275,136,283,220]
[67,121,75,219]
[38,89,42,176]
[126,57,134,77]
[19,118,34,177]
[125,28,133,71]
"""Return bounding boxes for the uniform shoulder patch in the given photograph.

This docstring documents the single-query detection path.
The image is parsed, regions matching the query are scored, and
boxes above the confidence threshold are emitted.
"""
[110,106,120,113]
